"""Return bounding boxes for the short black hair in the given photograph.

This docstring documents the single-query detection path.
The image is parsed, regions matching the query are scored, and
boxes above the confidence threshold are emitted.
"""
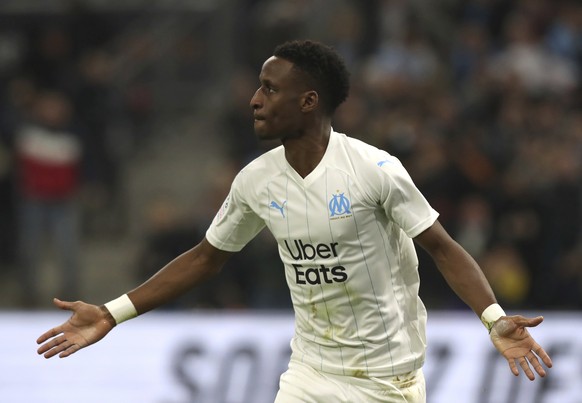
[273,40,350,115]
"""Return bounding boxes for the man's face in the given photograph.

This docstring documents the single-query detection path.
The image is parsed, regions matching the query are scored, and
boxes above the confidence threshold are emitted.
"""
[250,56,308,141]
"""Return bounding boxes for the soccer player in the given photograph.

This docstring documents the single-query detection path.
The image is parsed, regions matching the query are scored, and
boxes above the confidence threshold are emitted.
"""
[37,40,552,402]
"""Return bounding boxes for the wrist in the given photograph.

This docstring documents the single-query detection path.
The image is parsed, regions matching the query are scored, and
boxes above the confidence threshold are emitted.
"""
[103,294,138,325]
[481,303,506,333]
[99,305,117,328]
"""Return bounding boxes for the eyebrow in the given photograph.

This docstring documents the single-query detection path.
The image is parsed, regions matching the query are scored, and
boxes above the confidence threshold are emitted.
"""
[260,78,277,88]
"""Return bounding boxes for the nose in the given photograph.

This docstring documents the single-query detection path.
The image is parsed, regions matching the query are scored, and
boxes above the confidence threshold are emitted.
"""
[250,88,261,110]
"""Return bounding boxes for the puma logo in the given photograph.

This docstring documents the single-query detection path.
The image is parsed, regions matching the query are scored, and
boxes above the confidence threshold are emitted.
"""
[270,200,287,217]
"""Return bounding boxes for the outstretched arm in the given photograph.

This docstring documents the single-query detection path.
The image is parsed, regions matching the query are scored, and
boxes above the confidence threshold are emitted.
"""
[37,238,233,359]
[414,220,552,380]
[124,238,233,314]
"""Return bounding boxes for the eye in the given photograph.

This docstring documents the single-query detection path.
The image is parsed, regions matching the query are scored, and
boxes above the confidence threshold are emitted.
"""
[261,84,276,95]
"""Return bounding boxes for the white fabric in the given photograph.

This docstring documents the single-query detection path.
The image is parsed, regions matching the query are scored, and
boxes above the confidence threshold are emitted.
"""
[104,294,138,325]
[16,125,81,164]
[206,130,439,377]
[481,303,506,331]
[275,358,426,403]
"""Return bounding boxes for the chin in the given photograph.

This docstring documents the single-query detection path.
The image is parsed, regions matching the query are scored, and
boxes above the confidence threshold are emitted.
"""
[255,129,277,141]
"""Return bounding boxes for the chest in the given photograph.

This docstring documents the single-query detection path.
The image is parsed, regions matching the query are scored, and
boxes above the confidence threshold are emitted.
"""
[258,168,377,244]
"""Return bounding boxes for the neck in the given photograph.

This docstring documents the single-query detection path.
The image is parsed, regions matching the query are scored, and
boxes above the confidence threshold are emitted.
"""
[283,120,332,178]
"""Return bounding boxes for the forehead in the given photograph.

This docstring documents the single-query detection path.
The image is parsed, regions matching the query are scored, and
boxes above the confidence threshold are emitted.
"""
[259,56,297,84]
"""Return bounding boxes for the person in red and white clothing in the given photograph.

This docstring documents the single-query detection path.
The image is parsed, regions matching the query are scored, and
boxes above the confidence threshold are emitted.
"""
[15,90,83,306]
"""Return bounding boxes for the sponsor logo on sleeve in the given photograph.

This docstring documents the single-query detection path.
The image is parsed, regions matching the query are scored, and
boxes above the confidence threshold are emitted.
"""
[215,194,230,222]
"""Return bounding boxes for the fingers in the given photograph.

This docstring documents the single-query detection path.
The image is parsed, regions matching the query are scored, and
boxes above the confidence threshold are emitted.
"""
[506,350,549,381]
[53,297,76,311]
[507,358,520,377]
[512,315,544,328]
[36,298,86,359]
[36,326,64,344]
[518,357,536,381]
[507,357,536,381]
[533,344,553,369]
[59,343,82,358]
[526,351,546,378]
[37,334,81,359]
[37,298,77,346]
[37,334,67,358]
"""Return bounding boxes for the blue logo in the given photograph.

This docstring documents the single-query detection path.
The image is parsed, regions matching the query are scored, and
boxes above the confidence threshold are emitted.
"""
[329,193,351,217]
[377,159,392,167]
[270,200,287,217]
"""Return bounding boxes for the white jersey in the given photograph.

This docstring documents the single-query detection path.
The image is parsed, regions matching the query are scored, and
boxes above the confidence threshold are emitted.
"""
[206,129,439,377]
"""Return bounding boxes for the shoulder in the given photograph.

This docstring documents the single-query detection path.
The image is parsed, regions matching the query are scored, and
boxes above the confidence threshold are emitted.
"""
[244,145,284,170]
[333,130,401,174]
[333,131,416,199]
[234,145,285,187]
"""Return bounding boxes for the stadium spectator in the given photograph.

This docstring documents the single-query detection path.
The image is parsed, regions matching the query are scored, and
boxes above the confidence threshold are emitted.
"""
[14,90,84,305]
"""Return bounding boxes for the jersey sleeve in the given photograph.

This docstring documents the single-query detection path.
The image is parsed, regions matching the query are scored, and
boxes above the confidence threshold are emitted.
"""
[205,172,266,252]
[375,155,439,238]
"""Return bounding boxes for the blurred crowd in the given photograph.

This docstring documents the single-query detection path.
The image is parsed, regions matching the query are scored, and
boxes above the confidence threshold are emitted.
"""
[0,0,581,310]
[219,0,582,311]
[0,4,159,305]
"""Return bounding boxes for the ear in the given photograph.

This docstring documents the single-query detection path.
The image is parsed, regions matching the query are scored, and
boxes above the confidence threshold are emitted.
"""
[300,90,319,112]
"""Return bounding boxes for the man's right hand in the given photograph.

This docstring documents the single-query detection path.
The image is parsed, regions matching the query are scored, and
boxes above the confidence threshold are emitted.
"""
[37,298,115,359]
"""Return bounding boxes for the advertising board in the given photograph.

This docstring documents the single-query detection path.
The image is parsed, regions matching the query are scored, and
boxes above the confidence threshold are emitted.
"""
[2,311,580,403]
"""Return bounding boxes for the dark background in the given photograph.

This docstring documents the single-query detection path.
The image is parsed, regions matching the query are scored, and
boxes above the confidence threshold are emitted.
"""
[0,0,580,311]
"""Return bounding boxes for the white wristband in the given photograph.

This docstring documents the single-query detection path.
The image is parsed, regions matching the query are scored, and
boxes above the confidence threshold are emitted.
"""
[481,303,506,333]
[104,294,138,325]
